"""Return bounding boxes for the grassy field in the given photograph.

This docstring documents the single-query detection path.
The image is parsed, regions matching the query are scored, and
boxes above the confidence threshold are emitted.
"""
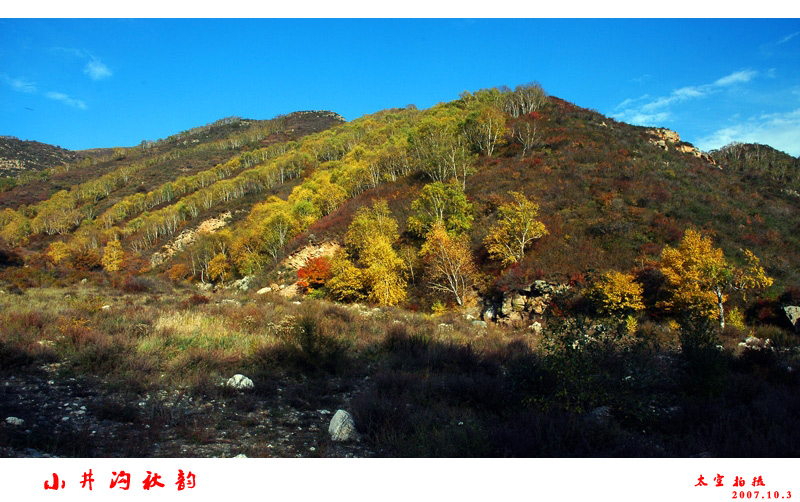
[2,283,799,457]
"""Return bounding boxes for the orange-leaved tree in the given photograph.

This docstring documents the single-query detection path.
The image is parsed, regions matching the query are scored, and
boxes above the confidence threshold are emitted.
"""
[659,229,772,329]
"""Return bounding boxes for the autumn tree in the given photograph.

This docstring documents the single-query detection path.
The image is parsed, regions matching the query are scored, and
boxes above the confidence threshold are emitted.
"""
[167,263,192,282]
[659,229,773,329]
[513,117,539,157]
[419,221,477,307]
[47,240,72,266]
[208,253,232,284]
[407,182,473,237]
[326,252,367,302]
[333,199,407,306]
[101,239,125,273]
[464,105,507,157]
[483,191,548,266]
[362,234,407,306]
[408,114,475,188]
[586,270,645,318]
[297,256,333,291]
[344,199,399,258]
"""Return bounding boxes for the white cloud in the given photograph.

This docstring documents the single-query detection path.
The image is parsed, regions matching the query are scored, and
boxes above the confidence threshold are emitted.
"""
[713,70,757,87]
[45,91,87,110]
[613,69,760,126]
[1,74,37,93]
[694,108,800,157]
[84,59,113,80]
[777,31,799,45]
[51,47,113,81]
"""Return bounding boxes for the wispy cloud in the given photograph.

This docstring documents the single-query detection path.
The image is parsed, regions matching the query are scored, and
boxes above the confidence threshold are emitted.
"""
[695,108,800,157]
[84,59,112,80]
[713,69,757,87]
[777,31,799,45]
[51,46,113,81]
[45,91,87,110]
[613,69,760,126]
[1,73,37,93]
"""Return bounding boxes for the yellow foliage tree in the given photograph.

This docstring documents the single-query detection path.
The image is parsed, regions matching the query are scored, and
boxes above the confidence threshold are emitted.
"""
[326,252,367,302]
[660,229,773,329]
[208,253,231,284]
[47,240,72,265]
[362,234,406,306]
[344,199,399,257]
[419,221,477,306]
[587,270,645,317]
[483,191,547,266]
[101,239,124,273]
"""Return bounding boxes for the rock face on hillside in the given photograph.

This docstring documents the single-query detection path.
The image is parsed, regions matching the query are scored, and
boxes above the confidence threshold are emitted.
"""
[282,242,343,271]
[150,211,233,267]
[646,128,717,166]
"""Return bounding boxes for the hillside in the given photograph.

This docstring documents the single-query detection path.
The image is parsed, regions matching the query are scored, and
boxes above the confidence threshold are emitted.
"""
[1,86,799,458]
[0,136,81,192]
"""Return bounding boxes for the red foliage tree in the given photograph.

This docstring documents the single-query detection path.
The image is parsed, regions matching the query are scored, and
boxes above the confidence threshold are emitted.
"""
[297,256,333,290]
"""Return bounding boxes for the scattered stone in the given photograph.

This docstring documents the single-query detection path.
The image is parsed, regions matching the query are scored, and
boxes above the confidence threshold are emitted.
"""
[329,409,358,442]
[739,336,772,351]
[80,278,88,284]
[256,286,272,295]
[784,306,800,332]
[233,454,248,458]
[101,305,111,310]
[472,320,487,328]
[5,417,24,426]
[230,276,254,292]
[438,323,452,331]
[225,374,254,390]
[528,321,542,334]
[586,406,612,427]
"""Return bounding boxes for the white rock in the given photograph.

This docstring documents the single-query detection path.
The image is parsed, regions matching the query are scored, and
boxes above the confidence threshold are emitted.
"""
[226,374,254,390]
[256,286,272,295]
[101,305,111,310]
[5,417,24,426]
[328,409,358,441]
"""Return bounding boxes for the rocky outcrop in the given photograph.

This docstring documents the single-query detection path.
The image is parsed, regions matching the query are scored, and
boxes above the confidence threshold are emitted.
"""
[282,241,342,271]
[150,211,232,267]
[648,128,681,146]
[483,280,570,323]
[646,128,718,166]
[230,276,254,292]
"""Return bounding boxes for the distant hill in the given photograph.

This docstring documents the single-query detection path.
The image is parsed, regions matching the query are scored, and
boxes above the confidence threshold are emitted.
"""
[0,111,345,208]
[0,136,79,177]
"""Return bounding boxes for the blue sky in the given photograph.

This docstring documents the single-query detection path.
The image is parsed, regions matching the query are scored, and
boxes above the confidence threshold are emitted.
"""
[2,17,800,156]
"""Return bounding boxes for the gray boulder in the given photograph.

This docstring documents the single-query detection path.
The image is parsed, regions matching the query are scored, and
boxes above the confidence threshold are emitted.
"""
[329,409,358,441]
[784,306,800,332]
[225,374,254,390]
